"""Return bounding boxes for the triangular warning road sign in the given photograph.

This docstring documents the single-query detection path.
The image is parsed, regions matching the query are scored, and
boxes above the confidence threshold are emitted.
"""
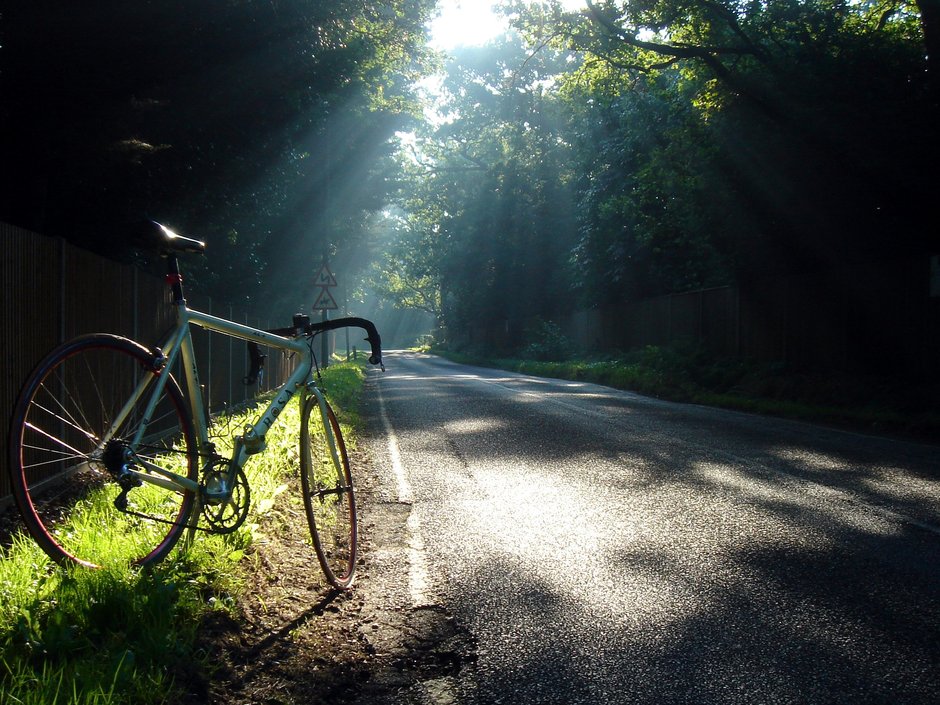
[314,263,337,287]
[312,287,339,311]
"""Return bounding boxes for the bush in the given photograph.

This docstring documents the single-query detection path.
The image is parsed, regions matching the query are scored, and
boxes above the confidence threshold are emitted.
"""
[413,333,437,350]
[519,319,573,361]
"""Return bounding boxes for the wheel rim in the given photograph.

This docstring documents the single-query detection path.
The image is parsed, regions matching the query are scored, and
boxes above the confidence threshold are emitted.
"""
[11,338,197,568]
[301,400,357,588]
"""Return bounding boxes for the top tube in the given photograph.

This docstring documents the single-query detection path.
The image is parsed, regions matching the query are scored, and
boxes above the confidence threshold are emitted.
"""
[185,308,310,354]
[134,219,384,366]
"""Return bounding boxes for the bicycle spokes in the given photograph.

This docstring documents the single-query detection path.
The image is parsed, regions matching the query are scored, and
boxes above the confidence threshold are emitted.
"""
[9,336,199,568]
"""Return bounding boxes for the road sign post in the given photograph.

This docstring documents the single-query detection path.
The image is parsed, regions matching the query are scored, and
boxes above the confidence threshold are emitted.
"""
[312,261,339,367]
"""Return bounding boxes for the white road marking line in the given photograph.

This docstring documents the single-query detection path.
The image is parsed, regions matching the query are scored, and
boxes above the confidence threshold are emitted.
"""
[377,380,431,606]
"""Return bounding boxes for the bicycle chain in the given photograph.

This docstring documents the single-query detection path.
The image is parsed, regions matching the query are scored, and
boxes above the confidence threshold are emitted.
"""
[109,446,247,535]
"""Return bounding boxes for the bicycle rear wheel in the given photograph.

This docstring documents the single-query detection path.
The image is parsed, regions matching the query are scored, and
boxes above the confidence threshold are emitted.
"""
[7,334,199,568]
[300,394,358,589]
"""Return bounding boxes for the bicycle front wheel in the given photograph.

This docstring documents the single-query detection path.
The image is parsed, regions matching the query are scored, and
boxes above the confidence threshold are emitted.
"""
[300,394,358,589]
[7,334,199,569]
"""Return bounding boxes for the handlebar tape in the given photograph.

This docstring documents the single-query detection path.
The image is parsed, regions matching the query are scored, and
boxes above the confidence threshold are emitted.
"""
[306,316,383,367]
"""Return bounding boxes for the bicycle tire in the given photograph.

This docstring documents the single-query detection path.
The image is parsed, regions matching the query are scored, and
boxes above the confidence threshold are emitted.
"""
[300,394,358,589]
[8,334,199,568]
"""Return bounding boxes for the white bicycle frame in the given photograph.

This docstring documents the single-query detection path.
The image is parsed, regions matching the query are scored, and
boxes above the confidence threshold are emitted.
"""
[107,300,344,503]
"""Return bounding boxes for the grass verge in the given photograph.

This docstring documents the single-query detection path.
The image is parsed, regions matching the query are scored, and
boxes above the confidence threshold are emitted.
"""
[0,359,367,705]
[432,346,940,442]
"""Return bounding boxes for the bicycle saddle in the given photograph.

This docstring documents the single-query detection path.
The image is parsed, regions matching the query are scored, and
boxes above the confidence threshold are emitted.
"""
[134,219,206,255]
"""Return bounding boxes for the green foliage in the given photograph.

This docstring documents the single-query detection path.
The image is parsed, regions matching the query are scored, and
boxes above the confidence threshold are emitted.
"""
[435,345,940,437]
[519,318,574,361]
[1,0,438,310]
[0,554,202,705]
[318,359,368,428]
[412,333,437,350]
[381,0,938,358]
[552,0,936,276]
[365,211,443,320]
[566,69,734,303]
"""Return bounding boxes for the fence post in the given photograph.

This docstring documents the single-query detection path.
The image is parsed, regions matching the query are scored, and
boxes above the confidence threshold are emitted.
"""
[228,304,233,408]
[58,237,66,344]
[782,277,789,365]
[244,311,249,401]
[206,297,212,413]
[699,289,705,342]
[668,293,674,346]
[133,267,139,341]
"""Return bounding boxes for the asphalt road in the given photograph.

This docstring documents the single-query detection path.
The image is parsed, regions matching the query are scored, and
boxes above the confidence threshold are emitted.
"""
[363,351,940,705]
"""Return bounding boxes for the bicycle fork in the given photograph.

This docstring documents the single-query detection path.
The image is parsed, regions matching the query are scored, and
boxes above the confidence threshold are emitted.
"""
[307,384,345,482]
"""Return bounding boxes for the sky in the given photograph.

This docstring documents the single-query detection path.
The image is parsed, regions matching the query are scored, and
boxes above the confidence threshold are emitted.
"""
[429,1,585,50]
[429,1,505,49]
[411,2,586,132]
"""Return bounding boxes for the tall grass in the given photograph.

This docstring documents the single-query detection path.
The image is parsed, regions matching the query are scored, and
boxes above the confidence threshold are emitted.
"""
[0,360,367,704]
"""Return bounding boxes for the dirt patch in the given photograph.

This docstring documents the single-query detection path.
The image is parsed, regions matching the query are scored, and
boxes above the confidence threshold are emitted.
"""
[184,444,475,705]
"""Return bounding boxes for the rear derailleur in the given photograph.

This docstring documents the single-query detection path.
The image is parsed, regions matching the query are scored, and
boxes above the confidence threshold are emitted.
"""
[102,440,143,512]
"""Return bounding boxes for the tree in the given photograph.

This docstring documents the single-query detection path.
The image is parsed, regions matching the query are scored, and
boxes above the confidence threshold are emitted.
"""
[564,69,734,303]
[0,0,436,311]
[380,35,580,345]
[367,211,443,323]
[518,0,938,281]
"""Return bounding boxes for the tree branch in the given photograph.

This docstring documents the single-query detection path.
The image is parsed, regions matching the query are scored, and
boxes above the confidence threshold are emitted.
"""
[583,0,761,62]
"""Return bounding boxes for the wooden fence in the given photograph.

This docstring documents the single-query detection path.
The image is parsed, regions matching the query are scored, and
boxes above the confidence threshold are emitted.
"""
[1,223,296,503]
[465,256,940,381]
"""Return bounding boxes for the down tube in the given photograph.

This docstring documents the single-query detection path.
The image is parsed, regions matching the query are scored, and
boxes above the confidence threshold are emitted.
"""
[235,362,312,468]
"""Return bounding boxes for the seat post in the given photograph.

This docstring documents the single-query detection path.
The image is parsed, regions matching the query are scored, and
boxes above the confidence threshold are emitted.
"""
[165,253,187,305]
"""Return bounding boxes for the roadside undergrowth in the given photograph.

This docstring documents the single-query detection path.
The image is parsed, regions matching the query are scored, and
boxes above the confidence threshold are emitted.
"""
[433,346,939,441]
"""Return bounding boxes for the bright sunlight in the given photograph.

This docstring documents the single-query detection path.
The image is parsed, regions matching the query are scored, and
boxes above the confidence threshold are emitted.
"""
[430,0,586,50]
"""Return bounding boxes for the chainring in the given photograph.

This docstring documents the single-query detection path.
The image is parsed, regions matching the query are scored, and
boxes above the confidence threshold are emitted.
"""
[200,460,251,535]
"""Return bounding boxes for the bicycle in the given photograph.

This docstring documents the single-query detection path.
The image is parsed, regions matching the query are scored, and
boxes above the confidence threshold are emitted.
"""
[6,221,383,589]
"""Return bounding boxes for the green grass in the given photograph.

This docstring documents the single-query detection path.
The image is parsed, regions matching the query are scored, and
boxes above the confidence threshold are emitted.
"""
[0,359,368,705]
